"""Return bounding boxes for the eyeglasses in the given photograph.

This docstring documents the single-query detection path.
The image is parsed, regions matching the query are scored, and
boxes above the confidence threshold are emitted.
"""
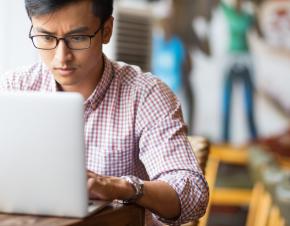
[29,26,103,50]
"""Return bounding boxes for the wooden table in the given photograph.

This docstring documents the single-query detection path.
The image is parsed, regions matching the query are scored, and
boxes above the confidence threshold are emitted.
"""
[0,202,145,226]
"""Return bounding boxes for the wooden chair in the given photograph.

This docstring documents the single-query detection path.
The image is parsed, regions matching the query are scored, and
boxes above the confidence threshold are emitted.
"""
[197,144,252,226]
[188,136,210,175]
[209,144,252,207]
[195,144,286,226]
[246,182,285,226]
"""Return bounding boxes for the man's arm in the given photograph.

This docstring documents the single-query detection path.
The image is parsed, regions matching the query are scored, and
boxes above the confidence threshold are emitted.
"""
[87,173,181,219]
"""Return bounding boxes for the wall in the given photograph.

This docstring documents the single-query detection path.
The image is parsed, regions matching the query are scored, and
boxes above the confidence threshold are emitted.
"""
[0,1,38,74]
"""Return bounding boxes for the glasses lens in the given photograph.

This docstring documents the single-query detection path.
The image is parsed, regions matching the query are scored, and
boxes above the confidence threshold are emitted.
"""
[66,36,91,50]
[32,36,57,50]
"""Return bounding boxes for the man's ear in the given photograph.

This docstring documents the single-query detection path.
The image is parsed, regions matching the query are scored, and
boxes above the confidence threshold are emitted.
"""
[102,16,114,44]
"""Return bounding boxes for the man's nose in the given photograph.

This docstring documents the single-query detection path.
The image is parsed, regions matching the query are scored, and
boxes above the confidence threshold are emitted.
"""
[54,40,73,64]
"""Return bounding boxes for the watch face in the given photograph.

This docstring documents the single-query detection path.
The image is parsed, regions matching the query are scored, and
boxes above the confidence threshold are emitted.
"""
[130,176,143,194]
[121,175,144,202]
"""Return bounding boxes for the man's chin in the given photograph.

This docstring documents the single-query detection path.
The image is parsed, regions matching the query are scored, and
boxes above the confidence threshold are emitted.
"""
[54,77,78,90]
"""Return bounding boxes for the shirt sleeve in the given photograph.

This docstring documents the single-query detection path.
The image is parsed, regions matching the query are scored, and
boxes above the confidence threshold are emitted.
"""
[136,79,209,225]
[0,64,44,91]
[0,69,27,91]
[0,72,13,91]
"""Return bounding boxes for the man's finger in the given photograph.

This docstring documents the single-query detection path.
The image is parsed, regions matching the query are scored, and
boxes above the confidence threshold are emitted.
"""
[87,171,97,178]
[87,177,95,189]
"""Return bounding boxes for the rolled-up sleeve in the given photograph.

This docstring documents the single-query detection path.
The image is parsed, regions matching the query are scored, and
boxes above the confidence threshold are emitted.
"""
[157,171,209,225]
[136,79,209,225]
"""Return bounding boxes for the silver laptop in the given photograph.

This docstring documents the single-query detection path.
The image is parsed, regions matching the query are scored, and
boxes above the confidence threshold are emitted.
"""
[0,91,109,218]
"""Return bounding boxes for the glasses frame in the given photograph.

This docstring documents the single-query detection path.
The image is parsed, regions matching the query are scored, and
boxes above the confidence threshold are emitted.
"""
[29,25,103,50]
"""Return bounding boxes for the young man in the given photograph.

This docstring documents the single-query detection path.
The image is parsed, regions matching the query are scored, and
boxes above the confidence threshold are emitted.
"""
[0,0,208,225]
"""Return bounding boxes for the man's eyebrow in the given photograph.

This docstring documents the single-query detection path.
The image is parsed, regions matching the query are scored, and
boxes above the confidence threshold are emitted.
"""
[34,27,55,35]
[34,26,90,35]
[66,27,90,35]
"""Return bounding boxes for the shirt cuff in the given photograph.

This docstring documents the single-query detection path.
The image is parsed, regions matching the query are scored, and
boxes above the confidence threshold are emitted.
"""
[154,171,209,225]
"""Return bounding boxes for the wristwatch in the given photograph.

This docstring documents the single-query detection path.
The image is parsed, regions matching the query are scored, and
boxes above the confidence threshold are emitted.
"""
[121,175,144,203]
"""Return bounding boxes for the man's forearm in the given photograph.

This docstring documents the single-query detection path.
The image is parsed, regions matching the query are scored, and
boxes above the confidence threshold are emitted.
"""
[87,173,181,219]
[136,180,181,220]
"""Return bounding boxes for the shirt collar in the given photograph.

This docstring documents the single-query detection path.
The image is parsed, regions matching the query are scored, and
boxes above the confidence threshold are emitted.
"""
[84,55,113,110]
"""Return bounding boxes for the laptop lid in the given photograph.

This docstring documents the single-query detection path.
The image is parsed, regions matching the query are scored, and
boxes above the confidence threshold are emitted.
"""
[0,92,106,218]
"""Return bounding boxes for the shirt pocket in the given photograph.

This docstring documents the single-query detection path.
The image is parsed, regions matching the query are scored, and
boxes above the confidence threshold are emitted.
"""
[87,143,135,177]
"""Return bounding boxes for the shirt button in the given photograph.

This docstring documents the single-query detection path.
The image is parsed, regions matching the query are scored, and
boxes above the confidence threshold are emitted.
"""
[91,102,97,111]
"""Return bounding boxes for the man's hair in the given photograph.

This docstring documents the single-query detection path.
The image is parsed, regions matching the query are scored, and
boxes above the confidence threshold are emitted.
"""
[25,0,113,24]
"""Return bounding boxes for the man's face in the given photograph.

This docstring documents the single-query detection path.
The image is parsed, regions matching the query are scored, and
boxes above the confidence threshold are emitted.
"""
[31,1,113,92]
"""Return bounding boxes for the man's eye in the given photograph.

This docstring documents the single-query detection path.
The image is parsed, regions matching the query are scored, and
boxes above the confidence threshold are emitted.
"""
[69,36,88,42]
[41,36,55,42]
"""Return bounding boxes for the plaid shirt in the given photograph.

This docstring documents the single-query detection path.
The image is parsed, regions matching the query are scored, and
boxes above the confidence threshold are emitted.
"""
[0,56,208,226]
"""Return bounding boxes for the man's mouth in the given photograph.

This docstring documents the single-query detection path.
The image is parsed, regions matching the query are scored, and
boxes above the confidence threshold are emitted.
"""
[54,67,76,76]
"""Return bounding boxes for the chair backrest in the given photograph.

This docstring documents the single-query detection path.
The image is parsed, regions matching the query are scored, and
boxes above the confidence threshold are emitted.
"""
[188,136,211,174]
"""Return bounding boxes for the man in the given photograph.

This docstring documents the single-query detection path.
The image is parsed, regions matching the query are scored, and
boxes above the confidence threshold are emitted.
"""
[0,0,208,225]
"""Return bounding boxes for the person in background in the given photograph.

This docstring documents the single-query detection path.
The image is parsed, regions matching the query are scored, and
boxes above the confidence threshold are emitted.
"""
[219,0,259,142]
[0,0,209,225]
[152,15,193,134]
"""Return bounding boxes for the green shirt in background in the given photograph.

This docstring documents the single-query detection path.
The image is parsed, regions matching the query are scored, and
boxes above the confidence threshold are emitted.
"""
[221,1,254,53]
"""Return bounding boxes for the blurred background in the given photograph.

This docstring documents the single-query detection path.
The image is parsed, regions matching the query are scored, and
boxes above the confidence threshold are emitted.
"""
[1,1,290,225]
[1,0,289,144]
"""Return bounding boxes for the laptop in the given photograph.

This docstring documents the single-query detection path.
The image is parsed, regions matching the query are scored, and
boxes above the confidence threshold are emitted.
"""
[0,91,109,218]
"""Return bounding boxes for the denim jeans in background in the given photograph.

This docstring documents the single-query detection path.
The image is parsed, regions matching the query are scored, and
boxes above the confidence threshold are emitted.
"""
[222,57,258,142]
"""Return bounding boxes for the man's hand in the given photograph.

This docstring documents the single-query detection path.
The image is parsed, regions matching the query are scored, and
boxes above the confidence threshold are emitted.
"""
[87,171,135,201]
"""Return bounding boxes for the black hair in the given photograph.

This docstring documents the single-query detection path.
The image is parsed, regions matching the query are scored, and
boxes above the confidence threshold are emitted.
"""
[25,0,113,24]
